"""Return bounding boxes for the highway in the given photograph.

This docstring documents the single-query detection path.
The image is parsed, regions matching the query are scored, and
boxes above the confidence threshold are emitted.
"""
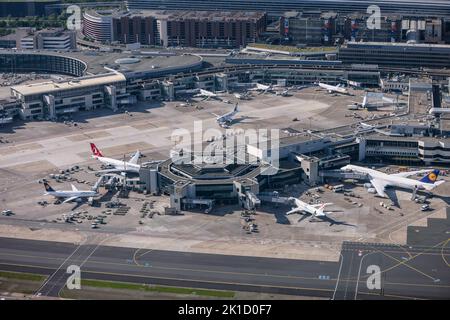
[0,237,449,299]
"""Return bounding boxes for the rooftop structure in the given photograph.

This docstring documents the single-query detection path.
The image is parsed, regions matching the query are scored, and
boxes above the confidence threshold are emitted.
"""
[125,0,450,17]
[10,73,126,97]
[0,50,203,79]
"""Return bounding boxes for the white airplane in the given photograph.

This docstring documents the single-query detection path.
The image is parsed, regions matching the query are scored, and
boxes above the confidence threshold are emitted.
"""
[317,82,349,95]
[213,103,239,128]
[0,116,13,125]
[348,93,396,109]
[44,182,98,204]
[429,107,450,115]
[341,164,445,200]
[90,143,141,173]
[194,89,224,101]
[249,83,273,94]
[233,92,251,100]
[286,197,333,217]
[275,88,291,97]
[348,94,370,109]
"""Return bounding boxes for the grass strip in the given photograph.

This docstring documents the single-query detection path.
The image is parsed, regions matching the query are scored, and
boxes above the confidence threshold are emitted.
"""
[0,270,46,282]
[81,279,235,298]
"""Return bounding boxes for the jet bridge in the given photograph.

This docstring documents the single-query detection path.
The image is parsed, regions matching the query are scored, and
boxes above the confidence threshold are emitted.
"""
[242,191,261,210]
[257,192,291,205]
[320,170,369,180]
[181,198,214,213]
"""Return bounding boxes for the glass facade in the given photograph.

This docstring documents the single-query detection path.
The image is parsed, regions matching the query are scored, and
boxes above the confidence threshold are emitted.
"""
[339,43,450,68]
[0,53,87,77]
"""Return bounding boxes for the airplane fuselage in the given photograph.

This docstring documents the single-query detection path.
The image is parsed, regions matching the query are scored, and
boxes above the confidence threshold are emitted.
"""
[45,190,98,199]
[217,112,237,124]
[93,156,141,173]
[318,83,349,95]
[287,198,328,216]
[342,165,436,191]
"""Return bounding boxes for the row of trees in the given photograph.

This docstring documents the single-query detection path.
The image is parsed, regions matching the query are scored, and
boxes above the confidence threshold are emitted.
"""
[0,13,66,29]
[0,28,13,37]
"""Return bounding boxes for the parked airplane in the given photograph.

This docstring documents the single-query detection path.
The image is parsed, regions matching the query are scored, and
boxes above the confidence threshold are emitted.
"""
[44,182,98,204]
[213,103,239,128]
[234,92,251,100]
[194,89,224,101]
[90,143,141,173]
[429,107,450,115]
[275,88,291,97]
[340,164,445,200]
[348,93,397,109]
[249,83,273,94]
[286,197,333,217]
[0,116,13,125]
[317,82,349,95]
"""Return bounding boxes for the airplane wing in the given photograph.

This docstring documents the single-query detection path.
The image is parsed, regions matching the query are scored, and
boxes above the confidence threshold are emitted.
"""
[94,169,127,173]
[62,196,79,204]
[71,184,78,192]
[129,151,141,164]
[286,208,300,215]
[311,203,333,208]
[391,169,432,178]
[370,178,388,198]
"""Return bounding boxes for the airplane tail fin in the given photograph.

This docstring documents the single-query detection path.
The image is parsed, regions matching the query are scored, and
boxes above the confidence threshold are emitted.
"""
[44,182,55,192]
[315,203,332,217]
[419,169,440,184]
[90,143,103,157]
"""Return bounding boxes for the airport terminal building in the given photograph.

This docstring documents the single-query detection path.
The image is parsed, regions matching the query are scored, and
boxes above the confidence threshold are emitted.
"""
[10,73,128,120]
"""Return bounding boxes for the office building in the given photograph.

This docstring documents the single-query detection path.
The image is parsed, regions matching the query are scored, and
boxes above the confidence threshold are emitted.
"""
[338,42,450,68]
[84,9,267,48]
[0,0,60,17]
[83,10,114,43]
[281,11,334,45]
[18,28,76,50]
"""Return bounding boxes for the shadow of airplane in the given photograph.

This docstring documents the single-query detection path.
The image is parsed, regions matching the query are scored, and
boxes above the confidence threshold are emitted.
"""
[384,188,401,208]
[310,215,357,227]
[69,200,86,211]
[274,211,291,225]
[294,212,356,227]
[230,115,259,125]
[431,194,450,206]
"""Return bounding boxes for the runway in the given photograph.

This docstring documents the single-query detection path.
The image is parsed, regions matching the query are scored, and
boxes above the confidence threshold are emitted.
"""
[334,242,450,300]
[0,237,449,299]
[0,237,339,298]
